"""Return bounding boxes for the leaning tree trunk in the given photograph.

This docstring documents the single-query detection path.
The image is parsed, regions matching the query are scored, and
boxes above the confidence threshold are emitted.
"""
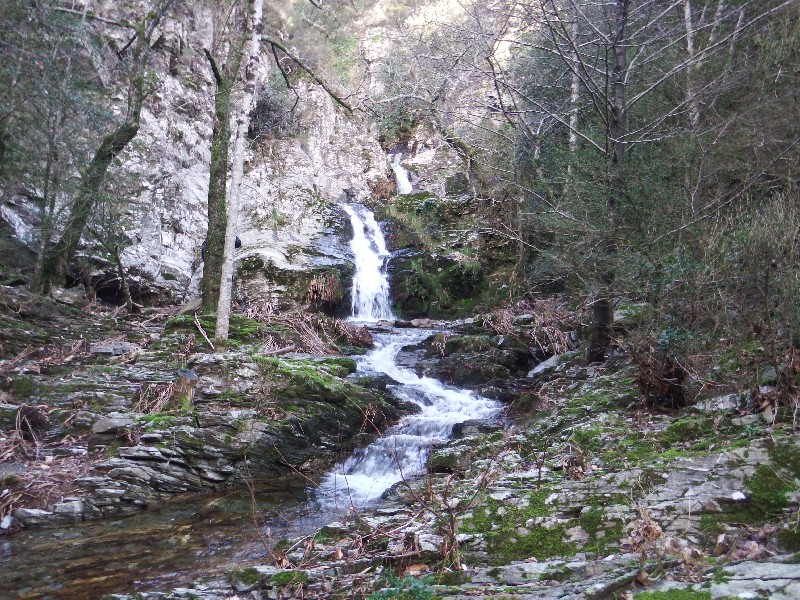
[215,0,263,344]
[587,0,628,363]
[33,3,174,294]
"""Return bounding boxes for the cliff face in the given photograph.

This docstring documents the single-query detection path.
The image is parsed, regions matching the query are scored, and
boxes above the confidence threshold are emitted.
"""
[0,0,490,313]
[0,1,395,309]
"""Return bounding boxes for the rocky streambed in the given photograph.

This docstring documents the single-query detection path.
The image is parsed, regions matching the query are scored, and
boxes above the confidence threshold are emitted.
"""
[2,287,800,599]
[104,352,800,600]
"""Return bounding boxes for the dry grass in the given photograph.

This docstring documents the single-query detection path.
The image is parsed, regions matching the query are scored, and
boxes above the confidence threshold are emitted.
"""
[134,382,175,414]
[241,300,373,354]
[483,297,577,355]
[305,273,343,306]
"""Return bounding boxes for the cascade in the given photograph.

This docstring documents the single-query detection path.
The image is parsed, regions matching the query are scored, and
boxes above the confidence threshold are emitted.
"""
[317,204,500,507]
[316,330,499,506]
[390,153,413,194]
[343,204,394,321]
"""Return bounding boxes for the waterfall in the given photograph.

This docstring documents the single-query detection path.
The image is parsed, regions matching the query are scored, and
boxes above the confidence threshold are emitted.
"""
[316,330,500,506]
[343,204,394,321]
[317,201,500,508]
[390,153,413,194]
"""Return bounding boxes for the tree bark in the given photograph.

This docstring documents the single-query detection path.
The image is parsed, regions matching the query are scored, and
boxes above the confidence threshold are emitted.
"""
[683,0,701,131]
[200,10,249,314]
[568,4,581,165]
[215,0,263,344]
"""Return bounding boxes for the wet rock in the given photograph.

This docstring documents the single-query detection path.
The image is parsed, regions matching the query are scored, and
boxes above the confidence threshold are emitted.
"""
[91,415,135,434]
[760,366,779,385]
[528,354,561,378]
[13,508,55,526]
[696,393,747,413]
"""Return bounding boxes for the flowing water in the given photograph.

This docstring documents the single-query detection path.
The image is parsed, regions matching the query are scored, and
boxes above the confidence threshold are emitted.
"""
[343,204,394,321]
[390,154,413,194]
[316,329,499,507]
[1,204,499,598]
[318,204,500,506]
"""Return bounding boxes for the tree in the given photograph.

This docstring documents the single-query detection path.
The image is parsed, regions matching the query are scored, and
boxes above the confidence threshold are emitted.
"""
[214,0,264,343]
[494,0,796,361]
[31,0,176,294]
[1,1,111,285]
[200,0,251,315]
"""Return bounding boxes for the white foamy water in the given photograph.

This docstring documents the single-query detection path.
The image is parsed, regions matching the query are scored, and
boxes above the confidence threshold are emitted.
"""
[316,329,500,507]
[390,153,413,194]
[344,204,394,321]
[316,202,500,507]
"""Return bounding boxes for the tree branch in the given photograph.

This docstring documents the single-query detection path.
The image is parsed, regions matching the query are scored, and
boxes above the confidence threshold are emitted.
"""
[262,35,353,113]
[203,48,223,86]
[47,5,134,29]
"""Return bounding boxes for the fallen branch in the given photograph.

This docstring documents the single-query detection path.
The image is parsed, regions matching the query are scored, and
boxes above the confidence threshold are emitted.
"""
[262,344,296,356]
[194,314,215,350]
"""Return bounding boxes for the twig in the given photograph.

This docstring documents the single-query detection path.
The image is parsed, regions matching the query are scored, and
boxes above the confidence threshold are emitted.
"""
[194,314,215,350]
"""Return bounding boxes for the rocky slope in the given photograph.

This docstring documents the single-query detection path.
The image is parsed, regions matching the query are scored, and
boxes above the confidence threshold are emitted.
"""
[100,324,800,599]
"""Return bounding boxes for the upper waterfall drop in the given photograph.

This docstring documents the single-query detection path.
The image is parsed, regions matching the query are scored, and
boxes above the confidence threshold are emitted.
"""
[343,204,394,321]
[390,153,413,194]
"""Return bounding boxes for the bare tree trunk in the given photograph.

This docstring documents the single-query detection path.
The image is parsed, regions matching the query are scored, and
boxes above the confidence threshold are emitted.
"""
[587,0,628,363]
[113,244,134,312]
[215,0,263,344]
[200,6,249,314]
[568,4,581,167]
[683,0,701,131]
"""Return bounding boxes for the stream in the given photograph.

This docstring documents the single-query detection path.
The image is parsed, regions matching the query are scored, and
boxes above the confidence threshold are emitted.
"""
[1,202,500,599]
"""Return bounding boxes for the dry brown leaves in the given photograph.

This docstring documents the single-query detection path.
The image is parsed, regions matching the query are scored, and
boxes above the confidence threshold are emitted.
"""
[629,505,663,558]
[242,299,276,322]
[483,298,576,355]
[1,427,95,522]
[714,525,777,563]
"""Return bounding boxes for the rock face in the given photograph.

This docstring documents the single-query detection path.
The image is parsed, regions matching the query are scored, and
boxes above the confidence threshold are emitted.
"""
[9,348,408,526]
[0,2,391,309]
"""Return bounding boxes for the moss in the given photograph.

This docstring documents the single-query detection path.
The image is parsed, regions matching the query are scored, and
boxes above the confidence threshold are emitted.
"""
[634,591,711,600]
[538,564,573,581]
[658,416,714,445]
[231,567,262,586]
[239,255,265,275]
[578,507,624,556]
[138,414,177,431]
[745,463,793,517]
[462,490,576,565]
[776,526,800,552]
[268,570,308,586]
[433,571,471,585]
[701,459,796,534]
[318,357,358,375]
[165,313,265,342]
[768,436,800,478]
[10,376,36,395]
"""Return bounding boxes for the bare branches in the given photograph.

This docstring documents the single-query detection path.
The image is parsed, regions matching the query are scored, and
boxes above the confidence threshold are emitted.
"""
[263,35,353,113]
[46,5,133,28]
